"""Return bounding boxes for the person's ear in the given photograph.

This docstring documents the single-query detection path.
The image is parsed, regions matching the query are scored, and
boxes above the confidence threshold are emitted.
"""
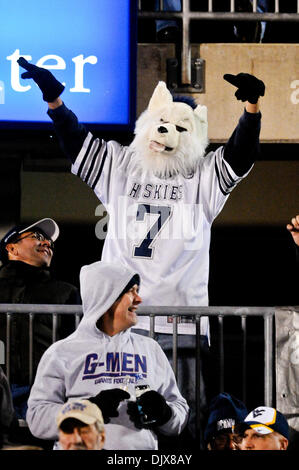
[6,243,17,257]
[280,437,288,450]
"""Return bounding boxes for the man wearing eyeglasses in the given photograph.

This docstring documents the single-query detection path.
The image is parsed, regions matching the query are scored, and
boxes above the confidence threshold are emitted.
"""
[0,218,80,428]
[204,392,248,451]
[3,229,54,268]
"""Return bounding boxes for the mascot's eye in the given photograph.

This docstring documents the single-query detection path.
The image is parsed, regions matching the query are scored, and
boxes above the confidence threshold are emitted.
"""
[176,125,187,133]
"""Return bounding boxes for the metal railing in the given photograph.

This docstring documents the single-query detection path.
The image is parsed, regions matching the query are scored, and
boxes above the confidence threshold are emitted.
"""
[0,303,275,438]
[138,0,299,87]
[0,304,82,384]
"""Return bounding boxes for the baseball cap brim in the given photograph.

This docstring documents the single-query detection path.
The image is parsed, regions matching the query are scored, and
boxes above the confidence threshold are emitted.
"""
[234,407,289,440]
[56,400,104,430]
[57,410,97,428]
[18,218,59,242]
[235,421,274,435]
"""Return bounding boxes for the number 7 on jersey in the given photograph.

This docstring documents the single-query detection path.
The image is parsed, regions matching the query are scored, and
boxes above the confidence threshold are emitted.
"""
[133,204,172,259]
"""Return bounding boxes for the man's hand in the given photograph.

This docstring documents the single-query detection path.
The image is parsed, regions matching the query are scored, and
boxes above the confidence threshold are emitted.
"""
[17,57,65,103]
[287,215,299,247]
[127,390,172,429]
[88,388,130,424]
[223,73,265,104]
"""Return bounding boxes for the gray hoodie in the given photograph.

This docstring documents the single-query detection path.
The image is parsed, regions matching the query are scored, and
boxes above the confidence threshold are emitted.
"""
[26,261,189,450]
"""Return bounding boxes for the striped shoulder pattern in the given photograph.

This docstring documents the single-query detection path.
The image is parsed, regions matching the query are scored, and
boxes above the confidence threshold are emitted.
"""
[72,132,108,190]
[214,148,243,196]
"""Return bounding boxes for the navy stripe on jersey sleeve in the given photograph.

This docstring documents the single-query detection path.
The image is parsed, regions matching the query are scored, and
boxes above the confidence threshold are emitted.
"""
[215,149,243,196]
[72,132,108,190]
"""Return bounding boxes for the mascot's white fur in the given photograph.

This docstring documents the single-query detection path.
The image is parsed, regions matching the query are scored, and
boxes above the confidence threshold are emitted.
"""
[130,81,209,179]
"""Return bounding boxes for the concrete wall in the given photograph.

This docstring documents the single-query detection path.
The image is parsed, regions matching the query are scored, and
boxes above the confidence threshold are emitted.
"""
[198,43,299,143]
[138,43,299,142]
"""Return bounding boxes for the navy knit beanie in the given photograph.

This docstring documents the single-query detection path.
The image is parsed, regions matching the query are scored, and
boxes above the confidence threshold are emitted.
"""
[204,392,248,444]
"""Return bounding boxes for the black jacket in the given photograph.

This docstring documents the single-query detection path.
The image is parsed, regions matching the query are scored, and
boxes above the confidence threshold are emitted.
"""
[0,261,81,384]
[0,366,18,447]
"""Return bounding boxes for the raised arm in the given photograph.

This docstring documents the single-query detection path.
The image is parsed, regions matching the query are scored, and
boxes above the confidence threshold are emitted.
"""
[222,73,265,176]
[17,57,88,163]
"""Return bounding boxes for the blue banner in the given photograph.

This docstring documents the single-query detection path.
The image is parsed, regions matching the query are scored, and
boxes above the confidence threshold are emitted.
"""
[0,0,137,129]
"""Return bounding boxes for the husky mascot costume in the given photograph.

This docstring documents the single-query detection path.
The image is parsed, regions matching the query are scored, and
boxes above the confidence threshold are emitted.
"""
[18,57,265,445]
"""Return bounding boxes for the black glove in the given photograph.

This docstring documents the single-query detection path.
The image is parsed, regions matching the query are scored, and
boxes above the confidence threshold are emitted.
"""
[89,388,130,424]
[127,390,172,429]
[223,73,265,104]
[17,57,65,102]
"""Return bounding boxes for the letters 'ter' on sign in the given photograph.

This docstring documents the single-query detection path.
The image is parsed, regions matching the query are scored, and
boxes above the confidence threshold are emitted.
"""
[7,50,98,94]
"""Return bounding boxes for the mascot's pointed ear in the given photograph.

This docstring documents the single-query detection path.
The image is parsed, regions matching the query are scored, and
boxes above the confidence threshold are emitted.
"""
[194,104,208,146]
[148,81,173,112]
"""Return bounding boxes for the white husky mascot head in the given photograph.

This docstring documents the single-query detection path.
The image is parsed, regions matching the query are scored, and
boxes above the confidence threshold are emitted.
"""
[130,81,208,178]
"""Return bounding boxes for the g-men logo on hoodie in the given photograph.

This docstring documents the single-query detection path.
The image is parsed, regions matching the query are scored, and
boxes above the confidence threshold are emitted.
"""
[82,352,147,381]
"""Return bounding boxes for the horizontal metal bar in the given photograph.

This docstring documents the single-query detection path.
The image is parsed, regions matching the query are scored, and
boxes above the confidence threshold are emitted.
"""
[139,12,299,22]
[0,304,83,314]
[0,304,282,316]
[0,304,279,316]
[133,306,277,316]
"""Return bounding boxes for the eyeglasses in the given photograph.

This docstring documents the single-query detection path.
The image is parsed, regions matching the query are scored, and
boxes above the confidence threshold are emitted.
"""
[14,231,54,250]
[210,432,241,449]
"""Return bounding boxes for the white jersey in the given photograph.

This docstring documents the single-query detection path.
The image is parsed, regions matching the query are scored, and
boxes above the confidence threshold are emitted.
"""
[71,135,249,335]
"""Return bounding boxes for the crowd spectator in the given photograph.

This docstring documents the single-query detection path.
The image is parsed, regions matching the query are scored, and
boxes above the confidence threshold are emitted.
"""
[56,400,105,451]
[204,392,248,450]
[234,406,289,450]
[155,0,181,43]
[0,218,80,420]
[189,0,269,43]
[0,366,18,448]
[233,0,269,43]
[26,261,189,450]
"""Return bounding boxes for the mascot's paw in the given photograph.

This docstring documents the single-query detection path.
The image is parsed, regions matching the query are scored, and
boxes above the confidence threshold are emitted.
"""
[17,57,65,102]
[223,73,265,104]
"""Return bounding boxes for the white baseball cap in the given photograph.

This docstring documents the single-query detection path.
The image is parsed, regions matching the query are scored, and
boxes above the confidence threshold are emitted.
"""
[235,406,289,439]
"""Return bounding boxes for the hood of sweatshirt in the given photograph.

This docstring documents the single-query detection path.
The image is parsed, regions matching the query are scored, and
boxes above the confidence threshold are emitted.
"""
[76,261,140,335]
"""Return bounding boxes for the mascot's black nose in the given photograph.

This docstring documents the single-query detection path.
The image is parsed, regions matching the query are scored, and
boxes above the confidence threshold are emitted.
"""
[158,126,168,134]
